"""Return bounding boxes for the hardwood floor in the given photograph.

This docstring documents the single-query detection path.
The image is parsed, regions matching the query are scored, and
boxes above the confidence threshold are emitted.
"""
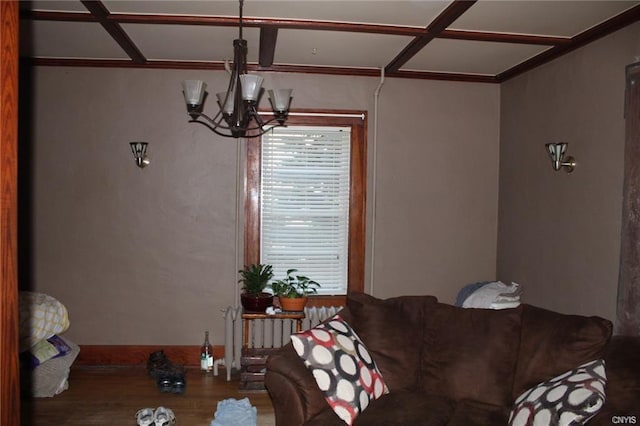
[20,366,275,425]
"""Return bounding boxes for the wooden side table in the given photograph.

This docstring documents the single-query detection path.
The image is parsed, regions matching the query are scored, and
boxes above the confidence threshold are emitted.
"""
[239,310,305,391]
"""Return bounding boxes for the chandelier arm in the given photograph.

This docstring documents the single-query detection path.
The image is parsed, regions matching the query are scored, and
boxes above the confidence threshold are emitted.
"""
[188,118,286,138]
[187,110,225,128]
[235,120,286,136]
[241,115,287,132]
[188,98,226,129]
[189,117,247,138]
[190,112,286,138]
[188,111,239,133]
[188,106,287,136]
[249,107,264,127]
[207,104,226,130]
[254,122,286,136]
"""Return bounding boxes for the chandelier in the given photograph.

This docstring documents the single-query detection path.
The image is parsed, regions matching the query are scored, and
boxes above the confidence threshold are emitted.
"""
[181,0,292,138]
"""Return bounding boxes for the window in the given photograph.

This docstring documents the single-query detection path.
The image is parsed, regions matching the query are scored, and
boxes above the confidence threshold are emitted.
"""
[245,112,366,303]
[261,126,350,294]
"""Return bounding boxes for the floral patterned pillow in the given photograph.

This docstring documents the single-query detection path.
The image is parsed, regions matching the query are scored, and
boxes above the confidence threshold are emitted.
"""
[290,314,389,425]
[509,359,607,426]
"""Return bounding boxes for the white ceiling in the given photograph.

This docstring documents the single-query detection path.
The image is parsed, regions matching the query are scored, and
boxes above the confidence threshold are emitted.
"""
[19,0,640,82]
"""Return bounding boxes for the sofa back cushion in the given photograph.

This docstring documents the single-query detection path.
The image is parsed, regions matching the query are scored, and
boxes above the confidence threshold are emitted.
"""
[421,303,522,407]
[347,292,437,391]
[511,304,613,400]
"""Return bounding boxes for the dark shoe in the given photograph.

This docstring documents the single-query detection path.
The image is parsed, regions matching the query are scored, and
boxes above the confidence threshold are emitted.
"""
[147,350,173,379]
[171,373,186,394]
[157,375,174,393]
[157,365,186,394]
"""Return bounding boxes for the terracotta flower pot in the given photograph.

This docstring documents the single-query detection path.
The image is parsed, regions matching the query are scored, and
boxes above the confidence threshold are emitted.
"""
[279,296,308,312]
[240,292,274,312]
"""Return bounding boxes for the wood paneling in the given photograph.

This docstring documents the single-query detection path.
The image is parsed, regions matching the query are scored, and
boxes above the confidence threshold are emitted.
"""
[75,345,225,366]
[0,2,20,425]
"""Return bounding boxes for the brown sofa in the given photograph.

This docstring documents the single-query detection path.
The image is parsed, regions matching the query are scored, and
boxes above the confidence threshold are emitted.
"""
[265,293,640,425]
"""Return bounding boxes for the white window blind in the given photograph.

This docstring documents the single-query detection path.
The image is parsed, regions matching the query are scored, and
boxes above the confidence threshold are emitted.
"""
[261,126,351,295]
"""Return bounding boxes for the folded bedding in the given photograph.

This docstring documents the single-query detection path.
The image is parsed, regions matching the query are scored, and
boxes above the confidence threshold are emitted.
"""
[19,291,70,351]
[459,281,522,309]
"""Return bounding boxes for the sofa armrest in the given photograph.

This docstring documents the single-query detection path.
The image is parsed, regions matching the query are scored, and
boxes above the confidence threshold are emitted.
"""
[265,343,328,425]
[589,335,640,425]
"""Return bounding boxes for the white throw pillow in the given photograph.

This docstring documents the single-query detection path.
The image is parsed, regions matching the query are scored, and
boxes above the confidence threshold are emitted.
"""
[290,314,389,425]
[509,359,607,426]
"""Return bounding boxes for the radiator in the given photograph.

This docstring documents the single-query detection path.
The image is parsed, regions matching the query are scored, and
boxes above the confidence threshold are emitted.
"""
[215,305,343,381]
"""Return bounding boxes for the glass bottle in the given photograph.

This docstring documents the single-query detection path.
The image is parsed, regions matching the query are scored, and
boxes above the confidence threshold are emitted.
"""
[200,331,214,372]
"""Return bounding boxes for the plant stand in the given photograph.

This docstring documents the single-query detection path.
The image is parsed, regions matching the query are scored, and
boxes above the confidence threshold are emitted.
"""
[239,310,305,391]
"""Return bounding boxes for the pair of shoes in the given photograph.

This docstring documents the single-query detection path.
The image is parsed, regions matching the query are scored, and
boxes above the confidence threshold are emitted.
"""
[135,406,176,426]
[157,366,186,394]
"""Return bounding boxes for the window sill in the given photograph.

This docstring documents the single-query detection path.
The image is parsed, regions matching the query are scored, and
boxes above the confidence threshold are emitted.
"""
[306,295,347,308]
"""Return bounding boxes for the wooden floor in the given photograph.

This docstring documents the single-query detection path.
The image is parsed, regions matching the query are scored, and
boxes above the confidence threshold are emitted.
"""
[20,366,275,425]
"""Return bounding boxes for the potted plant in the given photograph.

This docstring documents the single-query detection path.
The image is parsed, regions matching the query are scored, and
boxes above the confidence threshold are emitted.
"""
[269,268,320,312]
[238,264,274,312]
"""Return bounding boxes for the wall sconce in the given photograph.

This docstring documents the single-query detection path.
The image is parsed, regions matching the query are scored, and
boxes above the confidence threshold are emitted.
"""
[130,142,150,168]
[545,142,576,173]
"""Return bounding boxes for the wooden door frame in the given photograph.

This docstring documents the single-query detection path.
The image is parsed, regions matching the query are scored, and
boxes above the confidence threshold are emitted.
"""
[0,1,20,424]
[618,62,640,335]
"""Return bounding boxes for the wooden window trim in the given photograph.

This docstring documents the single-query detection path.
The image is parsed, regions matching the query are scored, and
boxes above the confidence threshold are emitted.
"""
[244,109,367,306]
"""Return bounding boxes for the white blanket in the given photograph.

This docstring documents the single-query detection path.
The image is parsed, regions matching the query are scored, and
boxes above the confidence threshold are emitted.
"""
[462,281,522,309]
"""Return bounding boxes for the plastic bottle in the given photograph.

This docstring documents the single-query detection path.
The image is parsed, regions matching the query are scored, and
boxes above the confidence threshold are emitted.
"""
[200,331,214,372]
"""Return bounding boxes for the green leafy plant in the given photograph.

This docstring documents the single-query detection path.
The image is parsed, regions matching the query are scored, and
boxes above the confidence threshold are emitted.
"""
[238,264,274,296]
[269,269,320,298]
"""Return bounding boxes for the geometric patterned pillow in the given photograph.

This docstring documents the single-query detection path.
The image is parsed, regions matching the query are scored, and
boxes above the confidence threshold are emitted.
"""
[290,314,389,425]
[509,359,607,426]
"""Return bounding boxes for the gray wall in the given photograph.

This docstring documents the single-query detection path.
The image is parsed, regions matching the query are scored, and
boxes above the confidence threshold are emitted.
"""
[497,22,640,321]
[372,78,500,301]
[28,68,500,345]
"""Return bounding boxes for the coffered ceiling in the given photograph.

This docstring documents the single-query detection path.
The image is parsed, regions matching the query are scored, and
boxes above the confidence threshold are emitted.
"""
[20,0,640,83]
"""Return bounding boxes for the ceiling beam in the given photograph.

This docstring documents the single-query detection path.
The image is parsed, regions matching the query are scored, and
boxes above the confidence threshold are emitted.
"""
[20,10,96,22]
[439,29,569,46]
[27,57,498,84]
[385,0,478,73]
[23,10,571,47]
[108,14,425,36]
[259,27,278,68]
[497,4,640,82]
[80,0,146,64]
[20,2,640,84]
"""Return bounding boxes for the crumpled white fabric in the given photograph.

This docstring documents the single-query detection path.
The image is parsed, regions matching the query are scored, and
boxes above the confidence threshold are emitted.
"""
[19,291,70,351]
[211,397,257,426]
[462,281,522,309]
